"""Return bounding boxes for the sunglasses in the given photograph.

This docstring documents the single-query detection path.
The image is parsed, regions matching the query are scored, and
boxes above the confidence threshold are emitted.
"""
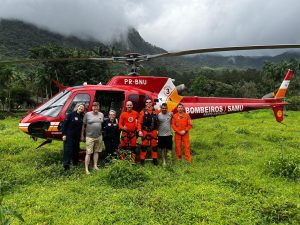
[146,101,152,103]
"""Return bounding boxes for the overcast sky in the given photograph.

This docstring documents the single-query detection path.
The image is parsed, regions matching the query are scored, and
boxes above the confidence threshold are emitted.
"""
[1,0,300,55]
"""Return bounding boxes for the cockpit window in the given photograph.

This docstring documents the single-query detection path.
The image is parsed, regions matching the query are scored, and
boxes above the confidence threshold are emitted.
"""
[66,93,91,115]
[33,90,71,118]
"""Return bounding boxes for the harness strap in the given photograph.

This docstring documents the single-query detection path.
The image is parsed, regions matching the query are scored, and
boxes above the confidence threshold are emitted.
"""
[121,130,137,146]
[141,133,158,141]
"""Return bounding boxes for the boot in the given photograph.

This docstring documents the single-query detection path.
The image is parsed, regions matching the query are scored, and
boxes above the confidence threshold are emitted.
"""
[152,158,158,166]
[64,165,70,171]
[131,153,136,164]
[140,159,145,166]
[167,150,172,159]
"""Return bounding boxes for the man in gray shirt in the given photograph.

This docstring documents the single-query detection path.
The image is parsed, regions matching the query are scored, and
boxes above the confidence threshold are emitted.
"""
[157,103,173,166]
[81,101,104,175]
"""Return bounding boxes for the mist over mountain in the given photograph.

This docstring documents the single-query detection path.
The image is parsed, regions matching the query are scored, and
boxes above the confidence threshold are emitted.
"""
[1,19,300,70]
[0,19,165,59]
[182,51,300,69]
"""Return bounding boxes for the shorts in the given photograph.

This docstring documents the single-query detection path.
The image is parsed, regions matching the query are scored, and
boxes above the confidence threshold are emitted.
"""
[158,135,173,150]
[86,136,104,154]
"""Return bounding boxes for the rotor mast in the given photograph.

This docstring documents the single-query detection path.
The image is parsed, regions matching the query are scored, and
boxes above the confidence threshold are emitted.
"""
[113,53,147,76]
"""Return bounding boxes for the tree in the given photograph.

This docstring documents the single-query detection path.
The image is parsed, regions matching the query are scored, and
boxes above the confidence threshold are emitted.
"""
[0,65,14,111]
[190,75,216,96]
[28,44,112,99]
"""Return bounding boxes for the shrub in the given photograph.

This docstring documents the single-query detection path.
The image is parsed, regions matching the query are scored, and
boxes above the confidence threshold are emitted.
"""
[264,134,288,143]
[239,141,253,149]
[235,127,250,135]
[0,196,24,224]
[286,96,300,111]
[106,160,149,188]
[260,198,299,224]
[266,154,300,180]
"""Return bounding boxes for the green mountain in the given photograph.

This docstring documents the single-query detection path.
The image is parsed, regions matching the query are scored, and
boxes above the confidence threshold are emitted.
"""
[0,19,165,59]
[1,19,300,70]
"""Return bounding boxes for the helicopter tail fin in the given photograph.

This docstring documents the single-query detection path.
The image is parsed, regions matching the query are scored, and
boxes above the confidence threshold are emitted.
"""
[275,69,293,99]
[270,69,293,122]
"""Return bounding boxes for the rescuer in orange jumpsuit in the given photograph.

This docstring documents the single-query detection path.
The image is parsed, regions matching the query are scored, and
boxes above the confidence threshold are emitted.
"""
[138,99,160,165]
[119,101,139,161]
[172,103,192,162]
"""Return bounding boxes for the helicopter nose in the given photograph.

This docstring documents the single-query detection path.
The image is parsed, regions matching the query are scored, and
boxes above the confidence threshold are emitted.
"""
[20,121,51,138]
[19,123,30,134]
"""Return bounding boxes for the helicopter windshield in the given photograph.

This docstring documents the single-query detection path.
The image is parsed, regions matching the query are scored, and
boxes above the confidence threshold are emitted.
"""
[33,90,71,117]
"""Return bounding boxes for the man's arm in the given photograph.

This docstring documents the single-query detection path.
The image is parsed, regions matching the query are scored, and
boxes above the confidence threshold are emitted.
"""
[185,113,192,132]
[118,113,125,130]
[61,113,71,141]
[137,110,144,136]
[171,115,181,134]
[81,114,87,141]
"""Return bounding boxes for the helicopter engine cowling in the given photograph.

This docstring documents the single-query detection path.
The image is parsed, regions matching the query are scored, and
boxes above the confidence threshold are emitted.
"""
[176,84,185,94]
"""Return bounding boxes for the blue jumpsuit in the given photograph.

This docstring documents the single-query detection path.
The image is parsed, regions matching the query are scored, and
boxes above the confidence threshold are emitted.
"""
[102,118,120,155]
[61,111,83,170]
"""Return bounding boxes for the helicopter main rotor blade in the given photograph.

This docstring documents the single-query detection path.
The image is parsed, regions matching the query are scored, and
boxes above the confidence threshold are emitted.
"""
[146,44,300,59]
[1,44,300,65]
[0,57,114,65]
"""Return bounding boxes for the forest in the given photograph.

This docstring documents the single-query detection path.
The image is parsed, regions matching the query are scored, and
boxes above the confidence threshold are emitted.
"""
[0,43,300,112]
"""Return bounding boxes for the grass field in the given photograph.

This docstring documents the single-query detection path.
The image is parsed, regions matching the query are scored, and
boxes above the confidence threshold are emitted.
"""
[0,110,300,224]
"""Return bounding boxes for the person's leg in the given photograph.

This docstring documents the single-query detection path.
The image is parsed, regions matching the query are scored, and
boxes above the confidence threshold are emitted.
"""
[85,137,94,174]
[183,134,191,162]
[93,138,101,169]
[72,138,80,166]
[162,148,166,166]
[119,132,128,149]
[113,139,120,155]
[93,152,99,169]
[140,131,148,165]
[175,134,182,160]
[150,131,158,165]
[129,135,137,162]
[151,146,158,165]
[166,135,173,164]
[85,154,91,174]
[63,140,72,170]
[104,138,114,156]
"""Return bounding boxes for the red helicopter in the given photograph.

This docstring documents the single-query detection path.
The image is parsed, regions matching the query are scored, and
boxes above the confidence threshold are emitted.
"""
[4,44,299,146]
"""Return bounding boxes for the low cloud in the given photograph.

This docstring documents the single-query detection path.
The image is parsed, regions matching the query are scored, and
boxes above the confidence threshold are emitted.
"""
[1,0,300,55]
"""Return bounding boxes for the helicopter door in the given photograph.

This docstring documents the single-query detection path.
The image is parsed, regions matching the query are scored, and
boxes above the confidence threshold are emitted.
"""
[128,94,150,112]
[94,91,124,118]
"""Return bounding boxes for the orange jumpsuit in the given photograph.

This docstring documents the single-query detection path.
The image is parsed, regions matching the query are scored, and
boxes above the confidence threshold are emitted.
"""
[172,112,192,162]
[119,110,139,149]
[138,107,160,161]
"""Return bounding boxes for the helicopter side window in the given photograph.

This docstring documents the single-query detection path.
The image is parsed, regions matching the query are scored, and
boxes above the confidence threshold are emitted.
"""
[66,93,91,115]
[128,94,150,112]
[33,90,71,118]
